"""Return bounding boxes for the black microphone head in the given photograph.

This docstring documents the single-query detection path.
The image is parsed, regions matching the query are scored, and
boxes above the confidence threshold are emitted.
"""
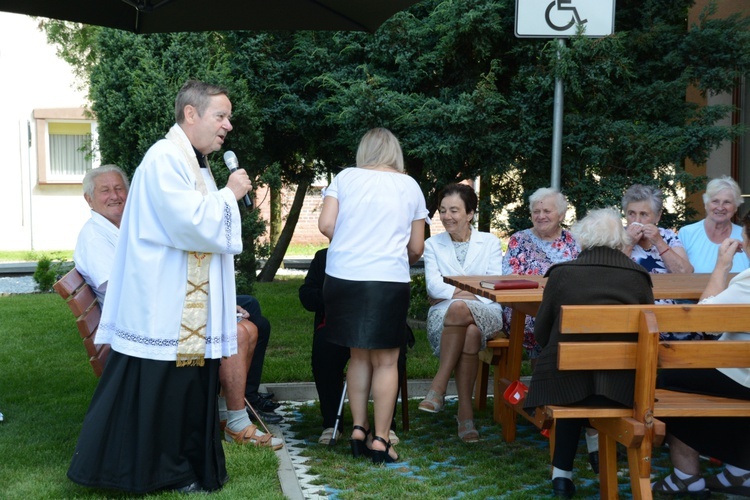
[223,150,239,171]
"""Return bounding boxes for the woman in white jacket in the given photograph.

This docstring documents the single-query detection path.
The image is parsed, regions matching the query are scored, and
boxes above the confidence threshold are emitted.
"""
[417,183,503,442]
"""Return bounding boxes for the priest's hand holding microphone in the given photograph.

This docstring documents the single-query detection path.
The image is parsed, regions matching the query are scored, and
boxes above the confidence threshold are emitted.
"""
[223,150,253,209]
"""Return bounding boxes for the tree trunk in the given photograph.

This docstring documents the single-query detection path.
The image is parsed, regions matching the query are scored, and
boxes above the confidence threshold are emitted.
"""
[270,186,282,246]
[477,175,492,233]
[257,180,311,282]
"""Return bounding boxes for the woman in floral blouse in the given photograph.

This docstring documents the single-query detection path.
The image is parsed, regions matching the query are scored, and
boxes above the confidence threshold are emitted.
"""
[501,187,579,362]
[622,183,696,340]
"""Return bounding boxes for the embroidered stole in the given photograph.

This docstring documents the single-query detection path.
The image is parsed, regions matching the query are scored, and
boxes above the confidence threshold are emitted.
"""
[166,125,213,367]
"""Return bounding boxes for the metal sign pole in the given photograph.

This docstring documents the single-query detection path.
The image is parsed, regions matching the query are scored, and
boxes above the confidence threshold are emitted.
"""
[515,0,615,190]
[551,38,565,190]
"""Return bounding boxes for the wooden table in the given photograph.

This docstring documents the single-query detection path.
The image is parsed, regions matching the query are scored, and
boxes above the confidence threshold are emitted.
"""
[443,273,717,442]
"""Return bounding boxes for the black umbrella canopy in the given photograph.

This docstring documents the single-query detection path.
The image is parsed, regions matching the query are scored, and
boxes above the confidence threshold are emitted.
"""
[0,0,420,33]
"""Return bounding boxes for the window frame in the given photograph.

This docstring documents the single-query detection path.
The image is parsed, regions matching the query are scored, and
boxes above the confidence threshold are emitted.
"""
[34,108,98,185]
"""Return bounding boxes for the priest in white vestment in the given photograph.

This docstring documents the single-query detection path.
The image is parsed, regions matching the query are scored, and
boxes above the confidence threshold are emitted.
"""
[68,80,254,494]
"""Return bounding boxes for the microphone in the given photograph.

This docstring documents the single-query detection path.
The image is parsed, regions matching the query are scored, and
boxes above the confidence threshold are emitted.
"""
[223,150,252,209]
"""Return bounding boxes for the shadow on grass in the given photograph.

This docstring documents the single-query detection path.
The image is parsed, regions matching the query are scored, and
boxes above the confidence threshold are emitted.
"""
[284,396,725,499]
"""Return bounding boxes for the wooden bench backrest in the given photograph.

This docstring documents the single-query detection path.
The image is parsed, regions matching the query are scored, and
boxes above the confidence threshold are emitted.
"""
[53,268,108,377]
[552,303,750,499]
[558,304,750,370]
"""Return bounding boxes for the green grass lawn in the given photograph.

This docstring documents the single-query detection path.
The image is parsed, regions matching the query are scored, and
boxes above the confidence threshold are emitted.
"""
[0,293,285,499]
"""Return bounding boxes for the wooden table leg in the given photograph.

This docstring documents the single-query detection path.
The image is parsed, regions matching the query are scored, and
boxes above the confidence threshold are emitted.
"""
[499,307,526,442]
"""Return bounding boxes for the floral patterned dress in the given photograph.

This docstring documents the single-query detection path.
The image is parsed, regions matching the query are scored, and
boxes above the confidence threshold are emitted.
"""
[501,228,579,358]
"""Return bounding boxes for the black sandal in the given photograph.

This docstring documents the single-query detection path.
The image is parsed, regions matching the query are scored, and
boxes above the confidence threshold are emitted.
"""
[706,469,750,496]
[371,435,398,464]
[652,471,709,498]
[349,425,371,458]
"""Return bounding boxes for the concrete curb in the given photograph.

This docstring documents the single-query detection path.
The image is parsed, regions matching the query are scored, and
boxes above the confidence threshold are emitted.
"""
[269,422,305,500]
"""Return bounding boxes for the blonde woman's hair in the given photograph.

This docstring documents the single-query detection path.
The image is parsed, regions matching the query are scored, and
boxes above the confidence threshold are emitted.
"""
[355,128,404,172]
[571,207,632,251]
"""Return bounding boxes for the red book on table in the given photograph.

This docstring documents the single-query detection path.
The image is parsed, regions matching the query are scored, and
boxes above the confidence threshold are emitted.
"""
[479,279,539,290]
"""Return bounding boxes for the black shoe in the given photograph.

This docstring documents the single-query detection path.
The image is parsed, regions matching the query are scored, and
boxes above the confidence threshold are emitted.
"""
[248,406,283,424]
[552,477,575,498]
[350,425,371,458]
[371,435,398,464]
[589,451,599,474]
[249,397,281,412]
[258,391,275,400]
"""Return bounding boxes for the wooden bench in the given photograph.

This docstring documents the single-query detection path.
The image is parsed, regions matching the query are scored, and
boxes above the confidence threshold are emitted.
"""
[503,303,750,500]
[53,268,109,377]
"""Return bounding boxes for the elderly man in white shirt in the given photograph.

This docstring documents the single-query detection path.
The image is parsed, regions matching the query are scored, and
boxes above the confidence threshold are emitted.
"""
[73,165,129,303]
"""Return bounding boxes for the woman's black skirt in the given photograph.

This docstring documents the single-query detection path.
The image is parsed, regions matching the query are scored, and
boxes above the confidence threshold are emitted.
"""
[323,275,410,349]
[67,351,227,494]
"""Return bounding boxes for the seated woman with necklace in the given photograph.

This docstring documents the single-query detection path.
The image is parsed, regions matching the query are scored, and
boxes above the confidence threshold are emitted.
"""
[417,183,504,443]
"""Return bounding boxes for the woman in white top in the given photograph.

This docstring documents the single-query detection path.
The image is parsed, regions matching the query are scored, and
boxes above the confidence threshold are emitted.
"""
[417,183,503,443]
[679,176,749,273]
[318,128,428,464]
[653,211,750,497]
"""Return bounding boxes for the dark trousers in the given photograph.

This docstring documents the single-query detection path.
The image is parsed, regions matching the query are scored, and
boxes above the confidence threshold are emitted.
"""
[552,395,627,471]
[237,295,272,402]
[312,326,350,428]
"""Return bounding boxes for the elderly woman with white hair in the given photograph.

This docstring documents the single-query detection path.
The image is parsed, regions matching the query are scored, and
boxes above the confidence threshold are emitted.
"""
[679,176,749,273]
[502,187,579,361]
[524,208,654,498]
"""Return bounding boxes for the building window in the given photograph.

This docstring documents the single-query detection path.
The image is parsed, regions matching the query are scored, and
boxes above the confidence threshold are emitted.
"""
[34,108,98,184]
[48,122,92,176]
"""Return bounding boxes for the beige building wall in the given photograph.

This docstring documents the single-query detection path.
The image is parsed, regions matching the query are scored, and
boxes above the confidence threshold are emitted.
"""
[0,12,90,252]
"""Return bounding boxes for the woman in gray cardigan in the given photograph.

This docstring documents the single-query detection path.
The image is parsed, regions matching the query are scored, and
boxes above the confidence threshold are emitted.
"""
[524,207,654,498]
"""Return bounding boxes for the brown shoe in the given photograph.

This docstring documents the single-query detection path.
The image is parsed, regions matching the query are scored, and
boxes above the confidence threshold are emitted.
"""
[224,424,284,450]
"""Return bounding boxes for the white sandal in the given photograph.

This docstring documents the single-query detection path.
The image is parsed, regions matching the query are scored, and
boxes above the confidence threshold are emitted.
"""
[418,389,445,413]
[457,417,480,443]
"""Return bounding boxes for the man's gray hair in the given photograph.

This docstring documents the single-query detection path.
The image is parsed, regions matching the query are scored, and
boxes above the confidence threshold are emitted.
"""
[702,175,743,208]
[528,187,568,216]
[571,207,632,251]
[82,165,129,199]
[621,184,663,215]
[174,80,229,124]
